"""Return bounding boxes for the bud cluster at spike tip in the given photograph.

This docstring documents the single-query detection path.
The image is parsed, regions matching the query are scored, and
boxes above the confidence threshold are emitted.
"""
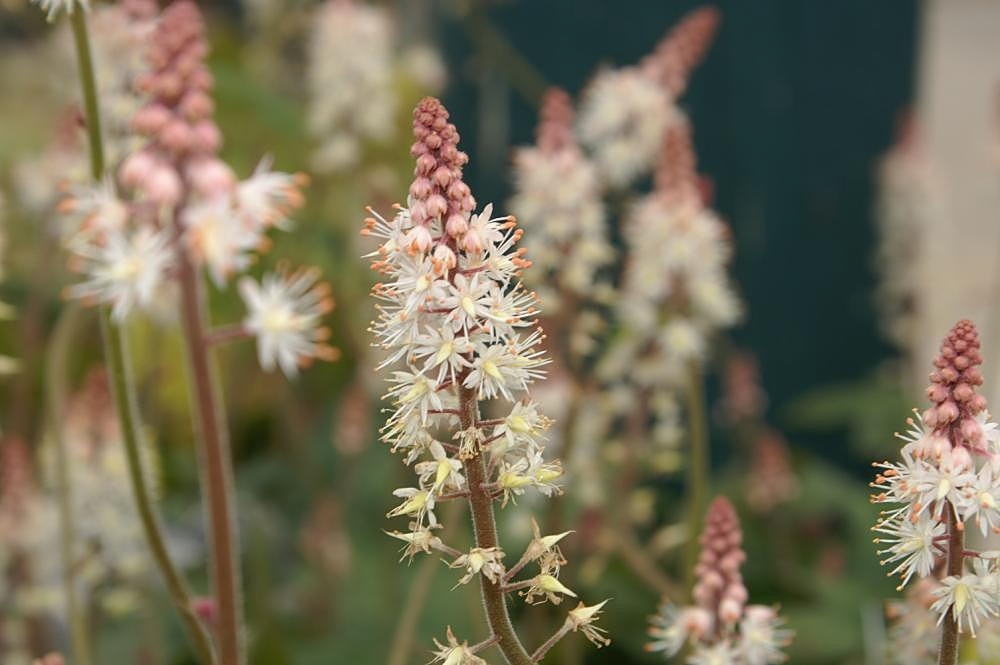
[646,496,791,663]
[872,319,1000,637]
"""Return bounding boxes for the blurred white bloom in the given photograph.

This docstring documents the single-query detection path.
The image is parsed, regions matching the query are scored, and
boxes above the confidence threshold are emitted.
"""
[930,569,1000,636]
[307,0,396,173]
[183,197,261,286]
[238,267,336,377]
[577,68,676,188]
[66,225,172,321]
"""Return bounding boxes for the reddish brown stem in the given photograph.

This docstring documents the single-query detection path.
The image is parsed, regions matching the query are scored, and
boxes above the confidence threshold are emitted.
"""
[460,384,533,665]
[176,243,243,665]
[937,504,963,665]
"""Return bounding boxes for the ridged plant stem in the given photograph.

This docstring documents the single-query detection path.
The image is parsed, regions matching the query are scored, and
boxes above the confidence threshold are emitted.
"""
[100,311,217,665]
[67,6,216,663]
[460,384,534,665]
[175,243,244,665]
[937,505,963,665]
[683,361,709,590]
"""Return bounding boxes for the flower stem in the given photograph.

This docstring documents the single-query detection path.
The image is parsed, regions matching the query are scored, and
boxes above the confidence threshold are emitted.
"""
[66,6,217,663]
[937,505,964,665]
[460,384,534,665]
[683,361,709,590]
[531,625,571,663]
[99,310,217,665]
[47,304,91,665]
[69,5,103,182]
[175,244,244,665]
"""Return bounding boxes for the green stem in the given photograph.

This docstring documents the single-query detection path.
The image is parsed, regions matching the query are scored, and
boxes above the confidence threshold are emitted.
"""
[175,243,244,665]
[460,385,534,665]
[69,6,104,181]
[937,505,963,665]
[100,311,217,665]
[67,6,215,663]
[683,361,709,591]
[60,8,101,665]
[47,305,91,665]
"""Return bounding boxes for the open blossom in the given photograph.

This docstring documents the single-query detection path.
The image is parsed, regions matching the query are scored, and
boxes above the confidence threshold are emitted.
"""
[647,497,791,663]
[873,320,1000,637]
[65,225,173,321]
[238,267,337,377]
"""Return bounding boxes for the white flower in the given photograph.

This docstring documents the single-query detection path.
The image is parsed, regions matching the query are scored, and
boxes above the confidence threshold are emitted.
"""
[430,627,488,665]
[565,599,612,648]
[236,157,305,230]
[522,573,577,605]
[873,512,945,589]
[386,487,437,529]
[449,547,505,587]
[577,67,675,187]
[688,641,740,665]
[66,226,172,321]
[739,605,791,665]
[239,267,335,377]
[930,569,1000,636]
[183,197,261,286]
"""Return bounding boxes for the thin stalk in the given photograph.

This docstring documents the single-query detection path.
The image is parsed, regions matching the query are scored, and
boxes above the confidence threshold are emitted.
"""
[175,243,244,665]
[460,384,534,665]
[69,6,104,181]
[67,6,217,662]
[531,625,571,663]
[937,505,963,665]
[47,305,91,665]
[100,311,217,665]
[59,9,101,665]
[683,361,709,589]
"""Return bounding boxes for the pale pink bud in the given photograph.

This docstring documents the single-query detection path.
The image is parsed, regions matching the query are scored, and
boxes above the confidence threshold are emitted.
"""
[119,151,157,188]
[144,165,183,206]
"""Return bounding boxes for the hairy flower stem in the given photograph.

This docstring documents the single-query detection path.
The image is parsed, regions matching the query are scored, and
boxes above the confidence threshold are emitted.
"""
[937,505,964,665]
[69,5,103,181]
[47,305,91,665]
[683,361,709,590]
[460,384,534,665]
[66,6,217,662]
[100,310,217,665]
[175,244,244,665]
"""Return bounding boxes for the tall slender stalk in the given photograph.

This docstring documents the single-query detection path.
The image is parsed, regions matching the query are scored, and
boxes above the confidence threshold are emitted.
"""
[937,506,963,665]
[66,6,216,663]
[46,304,91,665]
[174,239,244,665]
[683,361,709,590]
[460,385,534,665]
[100,311,217,665]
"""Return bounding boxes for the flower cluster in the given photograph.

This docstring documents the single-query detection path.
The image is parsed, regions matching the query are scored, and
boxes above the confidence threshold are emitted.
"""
[577,6,719,188]
[56,0,335,377]
[510,88,612,310]
[307,0,396,172]
[647,496,791,663]
[307,0,445,173]
[872,319,1000,636]
[367,96,609,658]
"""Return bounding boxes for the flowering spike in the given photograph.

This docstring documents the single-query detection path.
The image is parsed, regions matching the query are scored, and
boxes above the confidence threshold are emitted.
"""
[640,6,722,97]
[653,119,702,211]
[535,88,577,154]
[647,496,791,661]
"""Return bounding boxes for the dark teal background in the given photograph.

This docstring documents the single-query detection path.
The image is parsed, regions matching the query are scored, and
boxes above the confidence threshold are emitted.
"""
[439,0,918,430]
